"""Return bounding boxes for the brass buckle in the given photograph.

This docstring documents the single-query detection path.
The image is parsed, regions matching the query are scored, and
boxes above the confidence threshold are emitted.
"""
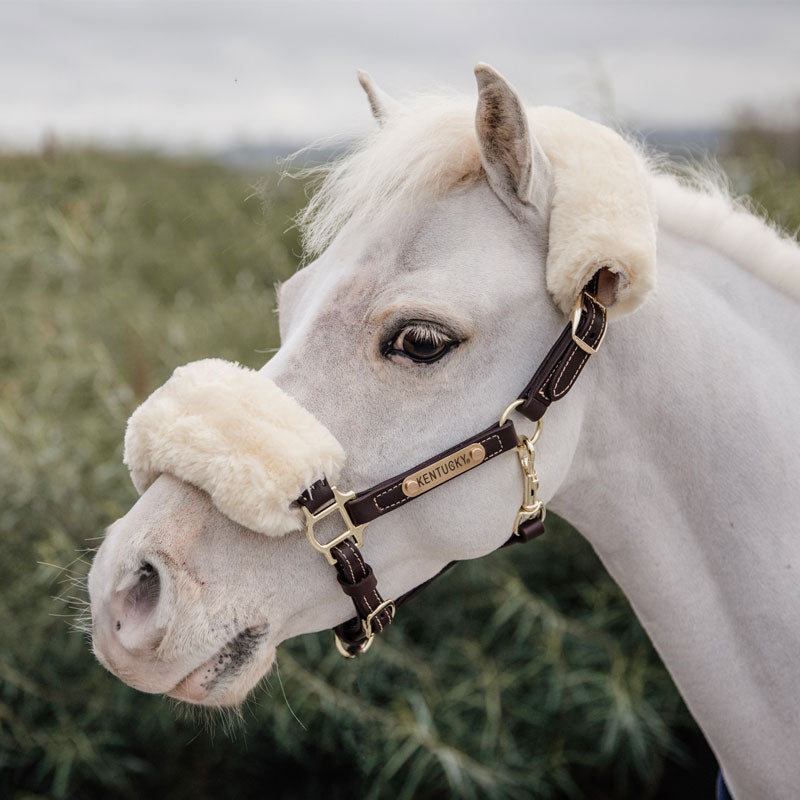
[570,292,606,355]
[302,485,369,566]
[362,598,395,640]
[513,434,546,535]
[332,599,395,659]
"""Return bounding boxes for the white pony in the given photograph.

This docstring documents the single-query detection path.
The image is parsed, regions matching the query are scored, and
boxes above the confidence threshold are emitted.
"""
[88,65,800,799]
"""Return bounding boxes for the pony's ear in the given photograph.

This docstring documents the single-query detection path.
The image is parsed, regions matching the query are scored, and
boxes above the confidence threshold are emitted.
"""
[531,106,658,318]
[474,63,551,215]
[357,70,403,125]
[474,64,656,318]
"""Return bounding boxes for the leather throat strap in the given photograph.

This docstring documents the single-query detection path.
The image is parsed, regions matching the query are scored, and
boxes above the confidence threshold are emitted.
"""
[296,284,607,656]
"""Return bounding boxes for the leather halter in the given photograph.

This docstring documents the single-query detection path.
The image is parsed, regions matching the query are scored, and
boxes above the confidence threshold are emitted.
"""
[297,282,607,657]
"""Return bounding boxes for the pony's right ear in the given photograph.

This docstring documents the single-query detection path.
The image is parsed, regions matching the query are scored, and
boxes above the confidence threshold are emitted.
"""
[357,70,402,125]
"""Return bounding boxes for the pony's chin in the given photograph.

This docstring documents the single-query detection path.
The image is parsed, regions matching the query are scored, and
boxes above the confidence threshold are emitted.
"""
[167,642,275,707]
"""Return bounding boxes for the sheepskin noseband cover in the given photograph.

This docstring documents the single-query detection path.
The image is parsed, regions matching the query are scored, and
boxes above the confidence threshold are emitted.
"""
[123,359,345,535]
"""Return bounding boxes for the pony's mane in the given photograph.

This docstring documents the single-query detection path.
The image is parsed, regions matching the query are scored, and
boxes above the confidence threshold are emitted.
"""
[648,167,800,301]
[295,92,800,302]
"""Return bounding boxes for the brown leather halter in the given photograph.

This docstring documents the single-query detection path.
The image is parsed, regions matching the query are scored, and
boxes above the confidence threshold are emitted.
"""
[297,281,607,657]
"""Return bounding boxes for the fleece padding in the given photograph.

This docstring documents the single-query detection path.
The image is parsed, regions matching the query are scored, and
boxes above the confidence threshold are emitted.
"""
[123,359,345,535]
[532,106,658,318]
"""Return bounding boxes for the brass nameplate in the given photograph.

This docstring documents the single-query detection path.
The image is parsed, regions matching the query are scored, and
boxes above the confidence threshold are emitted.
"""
[402,443,486,498]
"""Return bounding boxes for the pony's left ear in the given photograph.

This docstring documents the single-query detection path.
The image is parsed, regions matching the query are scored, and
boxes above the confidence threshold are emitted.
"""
[357,70,403,125]
[474,63,552,215]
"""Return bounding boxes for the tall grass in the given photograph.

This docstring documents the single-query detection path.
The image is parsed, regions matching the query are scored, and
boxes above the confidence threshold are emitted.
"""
[1,131,796,798]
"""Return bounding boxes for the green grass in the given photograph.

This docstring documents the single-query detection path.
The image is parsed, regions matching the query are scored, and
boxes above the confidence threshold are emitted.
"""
[1,133,797,799]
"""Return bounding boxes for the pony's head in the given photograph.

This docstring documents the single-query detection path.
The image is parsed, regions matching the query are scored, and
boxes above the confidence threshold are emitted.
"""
[88,65,656,705]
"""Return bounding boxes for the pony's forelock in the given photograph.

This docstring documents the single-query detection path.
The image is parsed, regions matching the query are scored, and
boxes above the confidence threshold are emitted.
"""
[292,92,482,258]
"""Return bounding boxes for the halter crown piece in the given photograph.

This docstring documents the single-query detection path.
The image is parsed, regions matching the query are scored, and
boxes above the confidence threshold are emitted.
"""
[123,285,607,657]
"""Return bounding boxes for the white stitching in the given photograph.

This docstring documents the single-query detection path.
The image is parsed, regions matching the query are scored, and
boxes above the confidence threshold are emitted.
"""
[551,298,604,399]
[553,300,594,397]
[370,589,383,631]
[339,544,386,632]
[582,297,604,349]
[552,350,590,398]
[341,546,356,584]
[350,546,366,574]
[362,589,375,613]
[537,357,563,400]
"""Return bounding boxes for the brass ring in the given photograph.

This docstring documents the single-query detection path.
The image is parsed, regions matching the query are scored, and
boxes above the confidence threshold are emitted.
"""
[528,418,544,446]
[334,631,374,659]
[499,400,544,446]
[499,399,524,426]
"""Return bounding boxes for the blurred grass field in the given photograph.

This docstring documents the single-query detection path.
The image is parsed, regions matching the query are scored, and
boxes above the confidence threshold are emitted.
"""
[1,127,798,799]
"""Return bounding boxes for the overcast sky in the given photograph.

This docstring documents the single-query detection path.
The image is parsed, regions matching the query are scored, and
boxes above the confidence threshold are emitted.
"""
[2,0,799,151]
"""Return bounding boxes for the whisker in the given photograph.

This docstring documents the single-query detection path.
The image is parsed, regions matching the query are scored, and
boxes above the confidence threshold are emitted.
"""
[273,655,306,731]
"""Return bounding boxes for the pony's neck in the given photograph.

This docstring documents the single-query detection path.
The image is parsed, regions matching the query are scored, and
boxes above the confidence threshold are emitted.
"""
[551,228,800,799]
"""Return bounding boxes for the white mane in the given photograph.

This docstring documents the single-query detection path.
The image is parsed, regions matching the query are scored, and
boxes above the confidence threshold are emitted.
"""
[650,172,800,301]
[296,94,480,257]
[296,93,800,303]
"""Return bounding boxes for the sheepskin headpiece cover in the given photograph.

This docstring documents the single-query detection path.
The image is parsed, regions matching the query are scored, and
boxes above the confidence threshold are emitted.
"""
[123,359,345,535]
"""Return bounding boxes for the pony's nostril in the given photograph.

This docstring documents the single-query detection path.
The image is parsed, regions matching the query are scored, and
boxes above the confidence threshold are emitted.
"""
[124,561,161,615]
[112,561,163,651]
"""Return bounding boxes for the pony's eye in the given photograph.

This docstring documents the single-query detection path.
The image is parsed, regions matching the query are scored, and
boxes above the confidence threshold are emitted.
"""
[387,323,458,363]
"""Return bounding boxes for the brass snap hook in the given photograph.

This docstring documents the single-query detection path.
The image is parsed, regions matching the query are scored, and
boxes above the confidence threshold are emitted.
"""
[513,433,546,535]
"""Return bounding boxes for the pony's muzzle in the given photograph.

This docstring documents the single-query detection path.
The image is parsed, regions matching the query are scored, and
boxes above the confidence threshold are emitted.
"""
[88,473,289,705]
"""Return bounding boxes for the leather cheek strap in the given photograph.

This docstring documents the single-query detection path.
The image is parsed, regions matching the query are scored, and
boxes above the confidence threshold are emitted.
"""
[516,291,607,422]
[296,286,608,524]
[346,420,519,524]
